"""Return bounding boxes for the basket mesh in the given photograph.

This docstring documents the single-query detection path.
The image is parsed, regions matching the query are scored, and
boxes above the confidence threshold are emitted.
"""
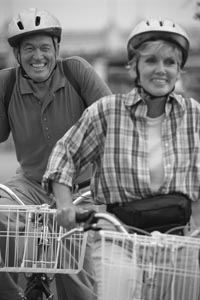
[0,205,87,274]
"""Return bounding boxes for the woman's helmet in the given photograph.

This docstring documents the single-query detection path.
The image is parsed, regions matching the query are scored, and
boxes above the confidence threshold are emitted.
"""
[8,8,62,47]
[127,18,190,67]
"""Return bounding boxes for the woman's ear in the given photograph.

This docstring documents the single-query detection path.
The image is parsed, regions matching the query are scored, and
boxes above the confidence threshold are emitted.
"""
[176,70,181,81]
[128,60,138,81]
[129,68,137,80]
[175,77,185,95]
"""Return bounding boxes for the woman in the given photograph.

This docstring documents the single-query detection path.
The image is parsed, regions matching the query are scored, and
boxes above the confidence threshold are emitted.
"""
[43,18,200,299]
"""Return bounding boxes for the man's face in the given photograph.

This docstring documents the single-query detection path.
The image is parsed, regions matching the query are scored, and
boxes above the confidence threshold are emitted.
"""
[19,34,59,82]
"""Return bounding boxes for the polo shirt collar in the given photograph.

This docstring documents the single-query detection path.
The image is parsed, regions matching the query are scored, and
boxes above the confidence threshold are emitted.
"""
[19,62,66,95]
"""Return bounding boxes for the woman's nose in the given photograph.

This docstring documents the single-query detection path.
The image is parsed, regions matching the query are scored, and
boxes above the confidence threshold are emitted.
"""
[155,61,166,73]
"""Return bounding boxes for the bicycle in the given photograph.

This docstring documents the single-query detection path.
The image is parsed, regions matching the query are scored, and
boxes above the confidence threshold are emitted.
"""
[74,195,200,300]
[0,184,200,300]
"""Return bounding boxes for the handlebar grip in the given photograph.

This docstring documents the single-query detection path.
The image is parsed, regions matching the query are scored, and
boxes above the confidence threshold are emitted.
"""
[75,210,96,223]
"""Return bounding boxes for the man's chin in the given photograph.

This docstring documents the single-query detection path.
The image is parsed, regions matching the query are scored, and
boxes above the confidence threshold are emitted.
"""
[32,75,50,83]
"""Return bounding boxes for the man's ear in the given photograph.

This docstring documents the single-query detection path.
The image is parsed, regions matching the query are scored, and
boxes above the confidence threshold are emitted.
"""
[55,43,60,56]
[13,47,19,60]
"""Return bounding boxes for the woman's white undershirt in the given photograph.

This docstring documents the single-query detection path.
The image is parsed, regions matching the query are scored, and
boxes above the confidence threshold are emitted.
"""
[147,114,165,192]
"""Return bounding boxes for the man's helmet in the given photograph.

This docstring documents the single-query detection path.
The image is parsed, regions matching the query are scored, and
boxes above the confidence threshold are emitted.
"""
[127,18,190,67]
[8,8,62,47]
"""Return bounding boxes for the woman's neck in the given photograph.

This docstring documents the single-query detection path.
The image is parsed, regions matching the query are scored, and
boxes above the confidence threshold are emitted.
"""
[139,87,167,118]
[146,96,167,118]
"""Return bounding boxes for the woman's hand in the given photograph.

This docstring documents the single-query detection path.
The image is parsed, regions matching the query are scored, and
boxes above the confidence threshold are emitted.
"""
[56,205,76,229]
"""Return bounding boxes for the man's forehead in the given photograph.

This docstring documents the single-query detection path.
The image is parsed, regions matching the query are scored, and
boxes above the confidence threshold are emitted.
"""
[20,33,54,46]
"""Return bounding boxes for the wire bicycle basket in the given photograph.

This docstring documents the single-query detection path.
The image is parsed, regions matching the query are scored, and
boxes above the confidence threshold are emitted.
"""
[0,205,87,274]
[97,230,200,300]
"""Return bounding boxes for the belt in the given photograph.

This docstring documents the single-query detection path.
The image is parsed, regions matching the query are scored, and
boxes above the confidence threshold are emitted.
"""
[106,202,123,213]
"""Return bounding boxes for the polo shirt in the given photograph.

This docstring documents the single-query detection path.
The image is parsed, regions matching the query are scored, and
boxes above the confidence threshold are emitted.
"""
[0,56,111,182]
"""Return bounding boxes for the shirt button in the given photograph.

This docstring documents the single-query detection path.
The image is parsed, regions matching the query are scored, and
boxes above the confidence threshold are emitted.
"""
[46,127,49,131]
[44,117,47,122]
[47,135,51,139]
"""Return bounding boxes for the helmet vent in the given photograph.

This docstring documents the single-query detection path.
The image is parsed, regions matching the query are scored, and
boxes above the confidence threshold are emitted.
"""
[17,21,24,30]
[35,16,41,26]
[159,21,163,26]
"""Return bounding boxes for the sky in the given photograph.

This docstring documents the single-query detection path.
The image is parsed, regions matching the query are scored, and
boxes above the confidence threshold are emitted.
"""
[0,0,198,32]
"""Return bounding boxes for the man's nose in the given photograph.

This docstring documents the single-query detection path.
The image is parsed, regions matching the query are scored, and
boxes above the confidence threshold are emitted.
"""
[33,49,43,59]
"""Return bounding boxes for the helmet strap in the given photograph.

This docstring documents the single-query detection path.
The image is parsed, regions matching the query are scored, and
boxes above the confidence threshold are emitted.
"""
[137,84,174,99]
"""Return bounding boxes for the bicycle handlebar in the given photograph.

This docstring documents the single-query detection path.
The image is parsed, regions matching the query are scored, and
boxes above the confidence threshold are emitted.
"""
[75,210,94,223]
[1,184,199,237]
[76,210,129,233]
[75,210,152,235]
[0,183,25,205]
[75,209,200,237]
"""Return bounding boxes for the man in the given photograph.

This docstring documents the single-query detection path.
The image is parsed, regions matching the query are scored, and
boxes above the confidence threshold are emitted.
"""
[0,7,111,300]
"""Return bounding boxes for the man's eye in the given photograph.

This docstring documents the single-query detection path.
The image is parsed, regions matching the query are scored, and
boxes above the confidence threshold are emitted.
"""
[41,46,51,52]
[24,47,33,51]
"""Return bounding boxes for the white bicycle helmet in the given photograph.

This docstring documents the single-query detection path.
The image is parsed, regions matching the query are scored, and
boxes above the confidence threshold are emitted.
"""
[8,8,62,47]
[127,18,190,67]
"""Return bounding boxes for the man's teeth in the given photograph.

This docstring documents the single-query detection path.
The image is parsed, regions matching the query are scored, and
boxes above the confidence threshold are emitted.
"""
[32,64,45,68]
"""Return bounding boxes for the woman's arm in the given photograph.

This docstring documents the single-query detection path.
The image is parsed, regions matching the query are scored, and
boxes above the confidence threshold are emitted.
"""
[53,182,77,229]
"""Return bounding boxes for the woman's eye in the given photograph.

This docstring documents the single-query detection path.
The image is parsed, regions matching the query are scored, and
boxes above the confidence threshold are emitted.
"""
[165,58,176,65]
[145,57,157,63]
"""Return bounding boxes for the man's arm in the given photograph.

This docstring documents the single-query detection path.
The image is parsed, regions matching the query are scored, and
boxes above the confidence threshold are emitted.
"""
[0,69,13,142]
[0,110,10,142]
[63,56,112,107]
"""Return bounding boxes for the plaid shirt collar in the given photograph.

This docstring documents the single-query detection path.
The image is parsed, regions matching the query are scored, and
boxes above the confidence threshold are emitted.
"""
[124,87,186,116]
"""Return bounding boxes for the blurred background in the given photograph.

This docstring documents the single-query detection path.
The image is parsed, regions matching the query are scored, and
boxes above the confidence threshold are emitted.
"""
[1,0,200,181]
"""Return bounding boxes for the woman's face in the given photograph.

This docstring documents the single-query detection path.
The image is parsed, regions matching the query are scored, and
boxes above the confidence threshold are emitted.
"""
[137,45,181,97]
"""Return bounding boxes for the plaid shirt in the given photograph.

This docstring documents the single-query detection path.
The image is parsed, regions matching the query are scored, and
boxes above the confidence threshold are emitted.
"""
[43,88,200,204]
